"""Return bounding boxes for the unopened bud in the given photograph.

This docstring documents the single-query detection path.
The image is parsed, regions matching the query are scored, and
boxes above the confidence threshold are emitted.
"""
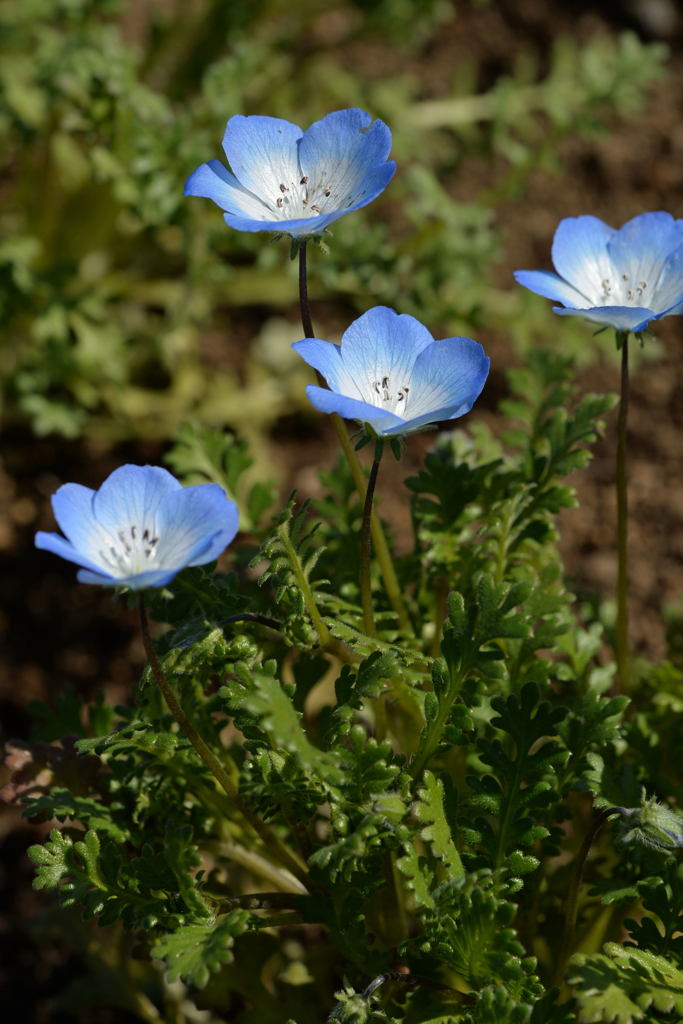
[620,794,683,852]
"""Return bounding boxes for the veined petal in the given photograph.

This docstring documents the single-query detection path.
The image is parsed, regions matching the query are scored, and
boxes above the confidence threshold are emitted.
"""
[224,209,341,236]
[607,213,683,309]
[406,338,490,422]
[553,304,656,332]
[305,384,404,434]
[155,484,239,569]
[299,109,395,216]
[301,109,392,174]
[551,215,614,303]
[50,482,110,561]
[513,269,589,308]
[36,465,239,590]
[76,567,180,589]
[222,115,303,202]
[223,168,395,236]
[184,159,271,219]
[35,531,113,577]
[292,338,362,397]
[648,242,683,311]
[339,307,434,403]
[383,399,482,436]
[92,465,181,538]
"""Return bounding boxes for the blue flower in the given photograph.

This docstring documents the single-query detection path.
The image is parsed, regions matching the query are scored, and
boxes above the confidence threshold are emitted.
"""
[35,465,239,589]
[184,108,395,238]
[514,212,683,333]
[292,306,490,436]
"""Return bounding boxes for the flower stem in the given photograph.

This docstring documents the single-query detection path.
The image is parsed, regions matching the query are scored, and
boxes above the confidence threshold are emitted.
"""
[554,805,623,984]
[360,442,383,636]
[298,241,315,339]
[297,243,412,634]
[276,521,330,646]
[138,597,308,886]
[615,332,631,692]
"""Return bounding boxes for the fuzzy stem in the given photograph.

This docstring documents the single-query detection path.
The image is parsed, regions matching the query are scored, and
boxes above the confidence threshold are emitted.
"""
[138,597,308,885]
[277,521,332,647]
[555,805,623,983]
[217,892,307,912]
[211,837,308,893]
[615,332,631,692]
[297,244,412,634]
[298,242,315,338]
[360,444,383,636]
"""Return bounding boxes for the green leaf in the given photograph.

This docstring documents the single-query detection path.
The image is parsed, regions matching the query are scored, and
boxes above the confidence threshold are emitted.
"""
[225,663,344,788]
[567,943,683,1023]
[414,771,464,881]
[152,910,250,987]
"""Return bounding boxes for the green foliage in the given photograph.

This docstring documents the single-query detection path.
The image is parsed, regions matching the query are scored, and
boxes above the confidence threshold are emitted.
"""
[14,4,682,1022]
[0,0,665,442]
[151,910,250,988]
[567,944,683,1023]
[464,682,568,871]
[21,336,661,1021]
[252,495,328,647]
[165,422,276,530]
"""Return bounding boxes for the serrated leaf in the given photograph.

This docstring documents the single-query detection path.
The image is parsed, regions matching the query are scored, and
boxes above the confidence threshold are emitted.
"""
[396,841,436,910]
[568,943,683,1023]
[152,910,250,987]
[230,664,344,788]
[415,771,464,881]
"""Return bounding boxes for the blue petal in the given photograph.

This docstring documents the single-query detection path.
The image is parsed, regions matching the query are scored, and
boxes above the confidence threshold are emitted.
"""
[50,482,111,563]
[406,337,490,425]
[299,108,395,219]
[513,269,587,308]
[92,465,181,539]
[292,338,358,396]
[184,159,271,220]
[551,216,614,300]
[608,213,683,311]
[224,209,342,237]
[553,305,656,332]
[35,530,114,577]
[222,115,303,200]
[653,243,683,311]
[301,109,392,175]
[339,307,434,400]
[154,484,239,569]
[305,385,404,434]
[76,567,180,589]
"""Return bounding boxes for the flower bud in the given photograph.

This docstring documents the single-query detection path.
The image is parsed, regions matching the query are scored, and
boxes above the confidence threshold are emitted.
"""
[620,794,683,851]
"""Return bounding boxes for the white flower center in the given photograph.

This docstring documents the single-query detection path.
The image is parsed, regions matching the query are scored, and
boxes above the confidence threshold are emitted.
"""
[99,524,160,576]
[264,176,358,221]
[366,375,411,416]
[599,273,649,306]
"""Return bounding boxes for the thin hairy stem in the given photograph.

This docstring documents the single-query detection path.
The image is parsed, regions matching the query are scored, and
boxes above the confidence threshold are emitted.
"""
[298,242,314,339]
[217,892,308,912]
[615,332,631,691]
[277,519,331,647]
[360,445,383,636]
[138,597,308,885]
[297,244,412,634]
[275,521,357,662]
[209,836,308,894]
[555,805,623,983]
[219,612,283,630]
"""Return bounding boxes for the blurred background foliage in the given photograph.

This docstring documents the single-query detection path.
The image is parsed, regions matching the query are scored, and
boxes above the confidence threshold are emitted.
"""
[0,0,669,452]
